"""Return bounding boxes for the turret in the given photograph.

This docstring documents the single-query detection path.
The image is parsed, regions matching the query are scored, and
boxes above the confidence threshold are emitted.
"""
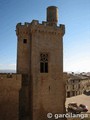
[47,6,58,26]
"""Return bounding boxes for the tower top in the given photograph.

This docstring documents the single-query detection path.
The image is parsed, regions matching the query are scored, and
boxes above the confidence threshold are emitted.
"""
[47,6,58,26]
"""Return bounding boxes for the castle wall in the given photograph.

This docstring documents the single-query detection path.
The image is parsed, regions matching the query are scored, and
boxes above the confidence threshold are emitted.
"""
[0,73,21,120]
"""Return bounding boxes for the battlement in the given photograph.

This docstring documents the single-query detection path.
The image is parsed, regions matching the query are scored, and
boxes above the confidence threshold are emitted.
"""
[0,73,22,80]
[16,20,65,28]
[16,20,65,36]
[16,22,30,27]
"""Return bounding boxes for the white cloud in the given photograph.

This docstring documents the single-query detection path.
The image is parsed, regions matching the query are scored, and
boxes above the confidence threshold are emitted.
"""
[0,64,3,66]
[7,63,16,69]
[0,63,16,70]
[64,58,90,72]
[7,63,16,67]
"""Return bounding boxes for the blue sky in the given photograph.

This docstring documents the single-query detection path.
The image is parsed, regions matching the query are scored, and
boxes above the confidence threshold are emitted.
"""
[0,0,90,72]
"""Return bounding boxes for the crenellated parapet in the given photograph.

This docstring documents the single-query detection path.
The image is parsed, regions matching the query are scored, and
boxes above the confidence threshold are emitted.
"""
[0,73,22,80]
[16,22,30,36]
[16,20,65,36]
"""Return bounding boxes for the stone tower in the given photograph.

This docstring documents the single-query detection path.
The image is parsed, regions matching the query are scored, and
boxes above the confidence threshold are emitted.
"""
[16,6,66,120]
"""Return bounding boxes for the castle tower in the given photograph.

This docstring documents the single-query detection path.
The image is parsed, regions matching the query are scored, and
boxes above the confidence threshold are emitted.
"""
[16,6,66,120]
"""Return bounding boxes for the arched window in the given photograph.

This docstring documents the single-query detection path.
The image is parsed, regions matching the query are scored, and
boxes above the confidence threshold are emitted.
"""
[40,53,48,73]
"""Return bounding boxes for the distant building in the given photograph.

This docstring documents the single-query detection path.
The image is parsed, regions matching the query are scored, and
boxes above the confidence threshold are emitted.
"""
[64,72,90,98]
[66,77,82,97]
[16,6,66,120]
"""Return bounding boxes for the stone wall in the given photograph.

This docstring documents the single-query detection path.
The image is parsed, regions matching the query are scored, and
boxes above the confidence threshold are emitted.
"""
[0,73,21,120]
[30,24,66,120]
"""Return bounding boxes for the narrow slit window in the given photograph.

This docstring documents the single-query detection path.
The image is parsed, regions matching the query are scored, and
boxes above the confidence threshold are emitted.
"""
[23,39,27,44]
[40,53,48,73]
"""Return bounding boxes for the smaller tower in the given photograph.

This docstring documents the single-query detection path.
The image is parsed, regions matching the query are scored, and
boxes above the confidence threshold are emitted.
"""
[47,6,58,26]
